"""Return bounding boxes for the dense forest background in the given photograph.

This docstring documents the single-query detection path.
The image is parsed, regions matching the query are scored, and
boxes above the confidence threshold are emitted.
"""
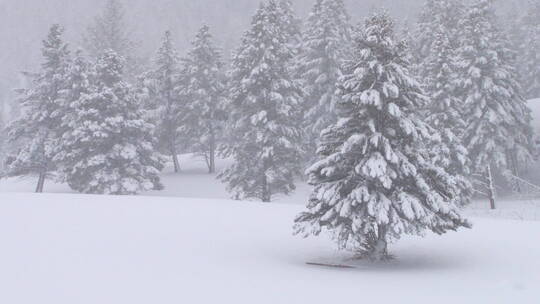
[0,0,522,117]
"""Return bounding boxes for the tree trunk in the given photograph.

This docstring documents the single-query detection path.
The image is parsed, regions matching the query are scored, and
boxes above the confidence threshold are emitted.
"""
[208,136,216,174]
[261,163,271,203]
[205,124,217,174]
[373,225,389,260]
[209,148,216,174]
[510,150,521,193]
[39,174,46,193]
[35,175,41,193]
[487,165,496,210]
[170,143,180,173]
[172,154,180,173]
[35,172,46,193]
[261,157,272,203]
[261,175,270,203]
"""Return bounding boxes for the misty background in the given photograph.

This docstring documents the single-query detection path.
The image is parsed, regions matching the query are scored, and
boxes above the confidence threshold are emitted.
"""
[0,0,523,116]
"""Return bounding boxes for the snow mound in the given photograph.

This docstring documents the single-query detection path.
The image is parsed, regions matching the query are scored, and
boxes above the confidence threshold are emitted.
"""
[0,193,539,304]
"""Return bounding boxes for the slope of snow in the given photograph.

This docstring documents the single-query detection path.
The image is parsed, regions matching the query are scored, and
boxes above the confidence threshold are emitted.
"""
[0,193,538,304]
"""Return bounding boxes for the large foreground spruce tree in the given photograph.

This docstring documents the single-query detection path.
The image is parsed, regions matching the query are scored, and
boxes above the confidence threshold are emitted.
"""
[295,12,470,260]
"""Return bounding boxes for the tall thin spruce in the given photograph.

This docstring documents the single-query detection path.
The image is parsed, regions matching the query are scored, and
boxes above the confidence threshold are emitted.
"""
[220,0,303,202]
[4,24,70,193]
[177,25,226,174]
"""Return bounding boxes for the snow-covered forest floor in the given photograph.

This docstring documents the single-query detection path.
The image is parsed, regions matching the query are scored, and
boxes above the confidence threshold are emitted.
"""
[2,153,540,221]
[0,190,539,303]
[1,154,540,303]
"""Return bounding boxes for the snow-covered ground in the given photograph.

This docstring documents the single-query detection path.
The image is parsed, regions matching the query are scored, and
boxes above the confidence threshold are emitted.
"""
[1,153,539,220]
[0,193,539,304]
[1,154,540,303]
[0,154,313,204]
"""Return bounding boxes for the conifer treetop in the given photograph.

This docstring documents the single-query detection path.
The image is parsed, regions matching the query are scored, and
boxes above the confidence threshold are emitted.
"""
[84,0,135,59]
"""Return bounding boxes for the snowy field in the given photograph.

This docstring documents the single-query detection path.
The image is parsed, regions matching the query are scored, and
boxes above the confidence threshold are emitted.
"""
[1,155,540,303]
[0,193,539,303]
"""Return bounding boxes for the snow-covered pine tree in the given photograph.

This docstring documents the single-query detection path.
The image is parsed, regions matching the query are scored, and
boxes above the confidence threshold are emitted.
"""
[220,0,303,202]
[56,50,164,195]
[294,12,470,260]
[455,0,534,179]
[399,20,417,68]
[4,24,71,193]
[417,6,473,205]
[277,0,302,50]
[141,31,183,173]
[518,0,540,99]
[53,49,93,185]
[84,0,133,58]
[177,25,226,174]
[414,0,464,67]
[502,5,527,100]
[296,0,352,163]
[83,0,140,77]
[496,29,536,179]
[503,3,526,57]
[423,28,472,205]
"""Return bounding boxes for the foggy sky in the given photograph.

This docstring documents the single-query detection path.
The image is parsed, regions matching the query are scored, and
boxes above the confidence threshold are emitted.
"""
[0,0,521,108]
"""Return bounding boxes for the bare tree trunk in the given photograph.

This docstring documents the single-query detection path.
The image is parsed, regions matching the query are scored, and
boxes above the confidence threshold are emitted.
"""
[203,153,211,171]
[487,165,496,210]
[373,225,388,259]
[170,143,180,173]
[511,150,522,193]
[172,154,180,173]
[208,130,216,174]
[261,174,270,203]
[35,175,42,193]
[39,174,46,193]
[261,160,271,203]
[35,171,46,193]
[209,148,216,174]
